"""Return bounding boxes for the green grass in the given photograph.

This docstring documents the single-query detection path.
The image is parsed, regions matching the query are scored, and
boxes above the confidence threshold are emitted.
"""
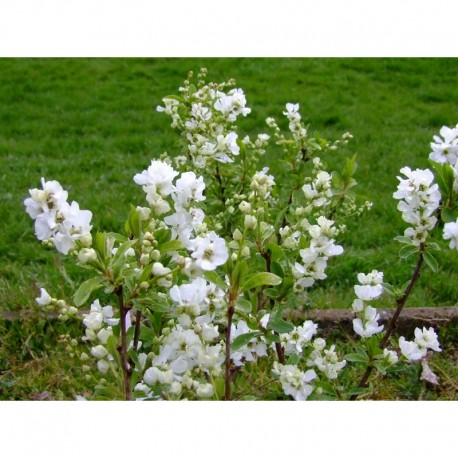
[1,58,458,400]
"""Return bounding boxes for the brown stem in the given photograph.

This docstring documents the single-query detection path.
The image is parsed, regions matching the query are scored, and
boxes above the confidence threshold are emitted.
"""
[351,252,424,400]
[380,253,424,348]
[116,286,132,401]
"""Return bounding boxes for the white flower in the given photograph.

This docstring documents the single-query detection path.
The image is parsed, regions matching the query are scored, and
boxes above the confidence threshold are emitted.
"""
[97,328,113,345]
[357,270,384,285]
[172,172,205,209]
[399,336,427,361]
[354,284,383,301]
[35,288,52,306]
[429,124,458,165]
[383,349,399,365]
[272,362,316,401]
[169,278,207,314]
[134,160,178,197]
[352,317,384,338]
[191,231,228,271]
[443,219,458,250]
[196,383,214,399]
[414,327,441,352]
[283,103,300,121]
[24,178,68,219]
[97,360,110,374]
[91,345,108,359]
[144,366,174,386]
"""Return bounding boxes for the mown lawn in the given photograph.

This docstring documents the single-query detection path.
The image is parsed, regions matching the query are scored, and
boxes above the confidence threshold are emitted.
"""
[1,58,457,399]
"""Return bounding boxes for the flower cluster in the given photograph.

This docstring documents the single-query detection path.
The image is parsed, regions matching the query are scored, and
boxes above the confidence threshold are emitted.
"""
[157,70,251,169]
[292,216,343,291]
[272,362,317,401]
[399,327,442,361]
[393,167,440,246]
[429,124,458,167]
[136,277,228,399]
[352,270,384,338]
[278,321,318,356]
[135,160,228,272]
[24,178,93,254]
[82,299,122,374]
[307,339,347,380]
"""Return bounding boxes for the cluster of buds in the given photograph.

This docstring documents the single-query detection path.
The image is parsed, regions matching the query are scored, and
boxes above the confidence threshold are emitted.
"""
[35,288,78,321]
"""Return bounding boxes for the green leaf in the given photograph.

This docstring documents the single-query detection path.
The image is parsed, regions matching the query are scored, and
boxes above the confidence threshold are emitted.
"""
[236,298,253,314]
[242,272,282,290]
[73,276,105,307]
[382,282,396,296]
[423,251,438,273]
[94,232,107,260]
[264,243,285,262]
[427,242,441,252]
[231,332,261,351]
[158,239,185,254]
[287,353,300,365]
[110,239,138,276]
[203,271,228,290]
[126,206,142,239]
[134,293,170,313]
[270,261,284,279]
[394,235,413,245]
[233,260,249,289]
[267,315,294,334]
[441,207,458,223]
[263,287,281,299]
[373,361,387,376]
[399,244,418,259]
[345,352,369,363]
[139,325,156,344]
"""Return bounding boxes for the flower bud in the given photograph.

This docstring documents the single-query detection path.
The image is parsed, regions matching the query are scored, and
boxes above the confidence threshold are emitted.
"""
[233,229,243,241]
[91,345,108,359]
[97,360,109,374]
[196,383,214,399]
[140,253,150,265]
[151,249,161,261]
[80,233,93,248]
[169,381,182,396]
[244,215,257,229]
[78,248,97,263]
[239,201,251,213]
[241,246,250,257]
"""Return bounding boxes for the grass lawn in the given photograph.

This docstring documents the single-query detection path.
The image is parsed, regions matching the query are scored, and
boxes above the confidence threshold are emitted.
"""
[1,58,457,399]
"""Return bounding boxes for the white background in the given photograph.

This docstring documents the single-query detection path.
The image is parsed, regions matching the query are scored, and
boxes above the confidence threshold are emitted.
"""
[1,1,457,456]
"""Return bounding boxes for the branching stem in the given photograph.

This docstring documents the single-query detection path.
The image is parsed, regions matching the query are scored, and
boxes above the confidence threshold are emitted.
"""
[351,252,424,400]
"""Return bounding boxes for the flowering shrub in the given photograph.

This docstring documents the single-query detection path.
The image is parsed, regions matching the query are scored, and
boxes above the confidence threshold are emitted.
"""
[24,69,457,400]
